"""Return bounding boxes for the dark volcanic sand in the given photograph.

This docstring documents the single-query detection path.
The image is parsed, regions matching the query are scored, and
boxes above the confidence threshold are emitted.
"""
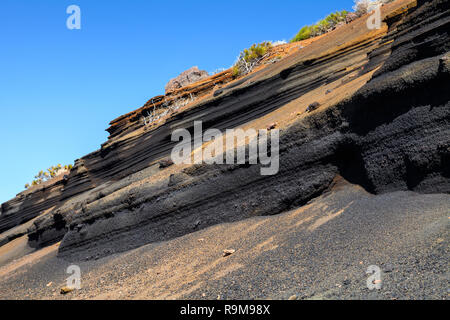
[0,181,448,300]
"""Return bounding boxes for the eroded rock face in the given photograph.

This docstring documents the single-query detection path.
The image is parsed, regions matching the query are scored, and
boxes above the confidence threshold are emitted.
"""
[0,177,67,235]
[165,66,209,93]
[0,0,448,260]
[51,0,449,260]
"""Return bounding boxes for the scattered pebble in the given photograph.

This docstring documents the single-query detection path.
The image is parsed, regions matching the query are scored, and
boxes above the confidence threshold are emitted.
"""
[288,295,298,300]
[266,122,278,131]
[214,89,224,97]
[159,158,174,169]
[193,220,201,229]
[306,102,320,113]
[223,249,236,257]
[383,263,394,273]
[60,287,75,295]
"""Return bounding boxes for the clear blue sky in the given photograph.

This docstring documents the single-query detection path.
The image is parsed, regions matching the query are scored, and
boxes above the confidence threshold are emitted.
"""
[0,0,354,203]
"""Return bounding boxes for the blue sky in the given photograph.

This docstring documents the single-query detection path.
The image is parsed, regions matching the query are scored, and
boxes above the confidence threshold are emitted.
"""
[0,0,354,203]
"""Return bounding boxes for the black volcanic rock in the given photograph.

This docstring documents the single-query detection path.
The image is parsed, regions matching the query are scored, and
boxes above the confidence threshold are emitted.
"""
[0,0,448,263]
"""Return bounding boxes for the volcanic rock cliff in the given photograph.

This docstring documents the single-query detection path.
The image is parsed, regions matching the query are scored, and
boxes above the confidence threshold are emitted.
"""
[0,0,448,264]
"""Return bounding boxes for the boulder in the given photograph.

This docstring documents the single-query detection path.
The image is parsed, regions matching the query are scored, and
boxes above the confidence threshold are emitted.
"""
[223,249,236,257]
[346,12,359,23]
[165,66,209,93]
[60,287,75,295]
[306,102,320,113]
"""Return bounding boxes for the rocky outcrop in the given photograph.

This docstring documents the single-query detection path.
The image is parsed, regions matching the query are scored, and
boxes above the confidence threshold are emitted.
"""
[0,40,300,243]
[346,12,359,24]
[0,0,448,262]
[165,66,209,94]
[0,175,68,234]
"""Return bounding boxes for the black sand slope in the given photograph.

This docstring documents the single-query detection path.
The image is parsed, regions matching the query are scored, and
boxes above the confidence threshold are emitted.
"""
[0,0,448,300]
[0,181,447,300]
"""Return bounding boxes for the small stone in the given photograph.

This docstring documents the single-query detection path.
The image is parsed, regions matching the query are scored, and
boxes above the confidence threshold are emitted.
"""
[373,279,382,285]
[288,295,298,300]
[266,122,278,131]
[193,220,201,229]
[343,279,351,286]
[60,287,75,295]
[46,282,53,287]
[223,249,236,257]
[306,102,320,113]
[325,89,332,95]
[159,158,174,169]
[214,89,224,97]
[383,263,394,273]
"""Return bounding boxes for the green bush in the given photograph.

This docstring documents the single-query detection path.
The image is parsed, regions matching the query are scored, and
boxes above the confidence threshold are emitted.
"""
[232,65,240,78]
[291,10,349,43]
[232,41,273,78]
[242,42,272,63]
[291,26,312,41]
[24,164,73,189]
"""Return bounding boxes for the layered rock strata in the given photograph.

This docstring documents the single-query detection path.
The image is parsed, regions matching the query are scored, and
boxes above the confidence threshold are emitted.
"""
[0,0,448,261]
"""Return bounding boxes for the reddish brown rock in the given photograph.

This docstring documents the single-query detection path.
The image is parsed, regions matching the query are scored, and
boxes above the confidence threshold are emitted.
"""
[165,66,209,94]
[346,12,359,23]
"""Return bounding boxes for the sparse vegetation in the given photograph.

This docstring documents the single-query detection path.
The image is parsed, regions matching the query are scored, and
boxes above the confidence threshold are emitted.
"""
[143,94,196,127]
[353,0,372,15]
[232,41,273,77]
[290,0,395,43]
[24,164,73,189]
[291,10,349,43]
